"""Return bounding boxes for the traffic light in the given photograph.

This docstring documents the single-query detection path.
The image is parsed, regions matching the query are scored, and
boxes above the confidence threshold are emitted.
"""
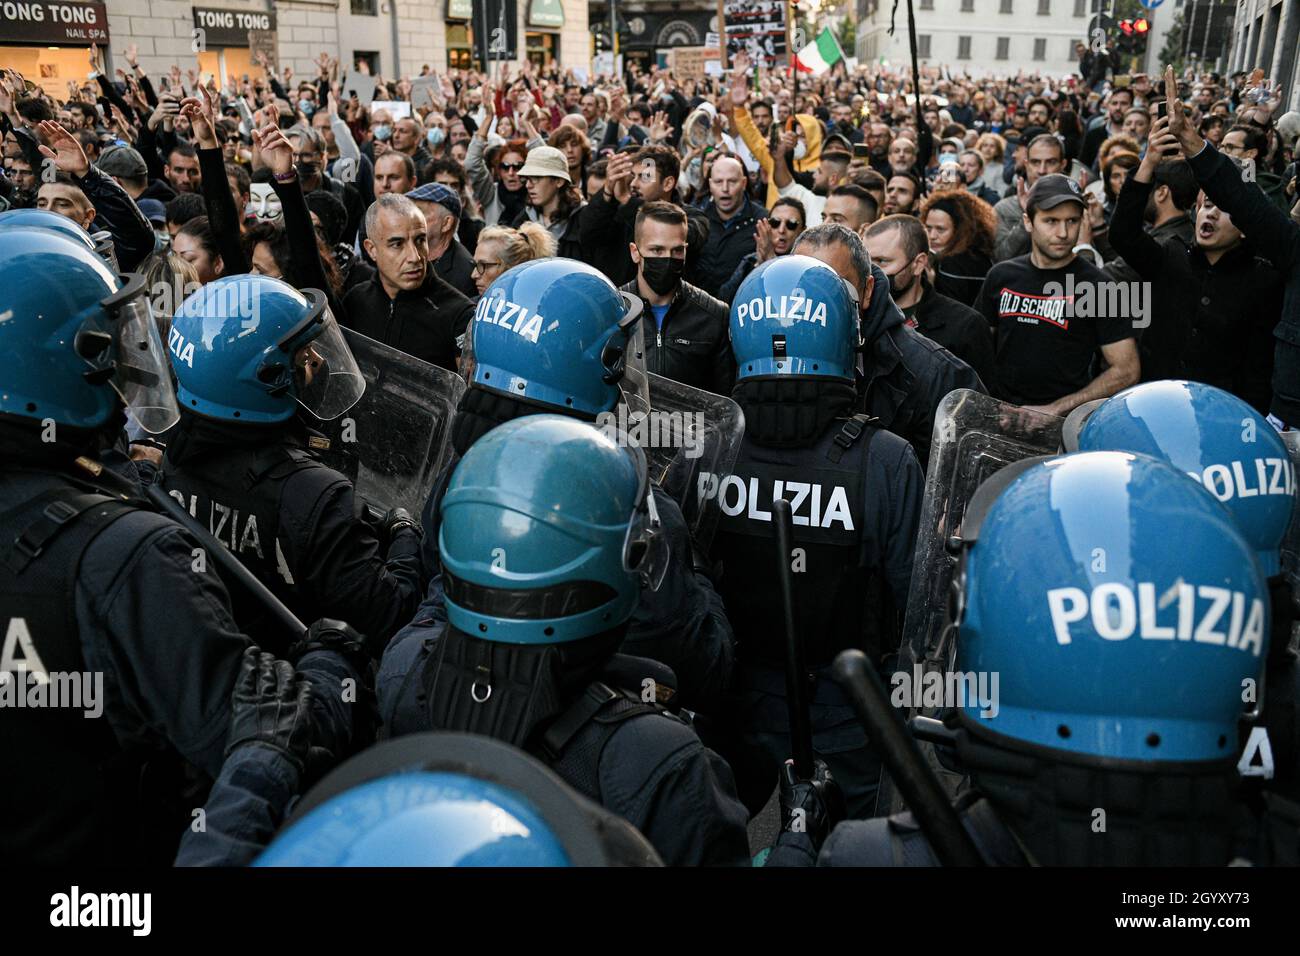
[1116,18,1134,55]
[1133,17,1149,56]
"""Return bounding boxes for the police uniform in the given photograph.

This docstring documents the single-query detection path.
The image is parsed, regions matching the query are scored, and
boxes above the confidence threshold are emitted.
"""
[382,415,753,867]
[703,254,925,819]
[378,621,752,867]
[706,415,923,818]
[0,453,315,864]
[161,417,422,656]
[162,275,423,657]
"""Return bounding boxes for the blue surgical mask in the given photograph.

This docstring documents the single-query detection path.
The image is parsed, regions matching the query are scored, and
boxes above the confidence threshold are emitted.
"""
[374,124,392,141]
[298,99,314,116]
[427,127,445,147]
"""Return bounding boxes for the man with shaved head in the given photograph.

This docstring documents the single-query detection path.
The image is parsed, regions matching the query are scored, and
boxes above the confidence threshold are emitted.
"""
[696,155,767,298]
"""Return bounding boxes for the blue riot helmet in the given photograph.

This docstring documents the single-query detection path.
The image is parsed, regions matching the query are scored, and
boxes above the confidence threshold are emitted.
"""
[954,451,1269,763]
[1070,381,1295,578]
[0,206,119,269]
[255,733,662,866]
[0,227,178,434]
[730,254,861,381]
[439,415,669,644]
[461,258,650,419]
[169,274,365,424]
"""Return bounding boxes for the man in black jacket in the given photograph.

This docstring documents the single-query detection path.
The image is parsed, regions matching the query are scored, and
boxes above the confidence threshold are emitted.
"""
[618,201,734,396]
[343,193,474,371]
[1108,116,1280,413]
[580,145,709,287]
[864,215,996,388]
[1103,155,1197,284]
[695,155,767,299]
[1165,67,1300,429]
[795,224,987,469]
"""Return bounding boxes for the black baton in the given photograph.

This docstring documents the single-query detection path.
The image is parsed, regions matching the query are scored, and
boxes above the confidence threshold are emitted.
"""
[773,497,814,779]
[832,649,984,866]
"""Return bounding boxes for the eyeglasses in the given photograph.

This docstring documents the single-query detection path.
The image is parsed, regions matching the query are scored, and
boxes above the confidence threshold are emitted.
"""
[471,259,503,275]
[500,162,525,171]
[768,217,801,231]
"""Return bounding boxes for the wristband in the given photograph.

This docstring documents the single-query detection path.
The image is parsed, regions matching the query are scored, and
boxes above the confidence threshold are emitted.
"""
[273,165,298,182]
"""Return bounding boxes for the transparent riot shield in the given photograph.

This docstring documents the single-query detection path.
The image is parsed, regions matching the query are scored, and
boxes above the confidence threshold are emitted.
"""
[312,329,465,517]
[1283,431,1300,607]
[876,389,1063,815]
[639,372,745,549]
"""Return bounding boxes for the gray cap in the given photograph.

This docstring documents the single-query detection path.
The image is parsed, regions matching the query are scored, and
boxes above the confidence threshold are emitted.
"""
[97,144,148,179]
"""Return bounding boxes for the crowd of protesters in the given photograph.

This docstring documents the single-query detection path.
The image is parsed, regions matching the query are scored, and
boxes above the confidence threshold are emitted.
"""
[2,41,1298,425]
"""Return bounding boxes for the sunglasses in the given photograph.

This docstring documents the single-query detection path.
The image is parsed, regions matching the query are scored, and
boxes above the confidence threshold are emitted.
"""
[767,217,801,231]
[499,161,525,171]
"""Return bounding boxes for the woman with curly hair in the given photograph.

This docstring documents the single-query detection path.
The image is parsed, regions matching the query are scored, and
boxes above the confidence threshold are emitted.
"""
[918,190,996,306]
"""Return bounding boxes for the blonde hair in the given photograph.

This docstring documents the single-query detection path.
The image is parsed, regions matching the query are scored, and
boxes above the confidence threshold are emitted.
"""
[478,222,556,268]
[975,132,1006,162]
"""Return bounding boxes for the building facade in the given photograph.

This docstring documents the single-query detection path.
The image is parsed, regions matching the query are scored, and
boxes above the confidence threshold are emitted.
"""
[854,0,1096,76]
[0,0,590,95]
[1224,0,1299,110]
[588,0,721,75]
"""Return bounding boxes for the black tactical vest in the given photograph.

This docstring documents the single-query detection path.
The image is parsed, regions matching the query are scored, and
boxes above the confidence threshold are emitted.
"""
[0,474,146,864]
[710,415,888,666]
[161,444,343,652]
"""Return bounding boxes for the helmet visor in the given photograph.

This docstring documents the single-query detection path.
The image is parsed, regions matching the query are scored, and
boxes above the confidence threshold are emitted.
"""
[284,298,366,420]
[620,440,669,592]
[102,273,180,434]
[616,292,651,419]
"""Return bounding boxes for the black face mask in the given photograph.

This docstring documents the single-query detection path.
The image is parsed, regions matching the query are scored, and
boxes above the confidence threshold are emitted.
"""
[639,255,684,296]
[298,161,321,181]
[887,261,917,298]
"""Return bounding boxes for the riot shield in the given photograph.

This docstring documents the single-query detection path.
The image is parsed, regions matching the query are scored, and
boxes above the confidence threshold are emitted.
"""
[875,390,1063,815]
[639,372,745,549]
[312,329,464,517]
[897,389,1064,678]
[1283,431,1300,607]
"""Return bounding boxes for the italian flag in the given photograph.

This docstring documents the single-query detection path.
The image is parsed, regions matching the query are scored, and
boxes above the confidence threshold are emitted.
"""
[793,27,845,75]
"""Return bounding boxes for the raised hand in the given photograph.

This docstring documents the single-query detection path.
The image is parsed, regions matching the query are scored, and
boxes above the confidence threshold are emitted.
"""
[754,216,776,263]
[36,120,90,177]
[124,42,139,68]
[648,110,672,142]
[252,122,294,177]
[180,86,219,149]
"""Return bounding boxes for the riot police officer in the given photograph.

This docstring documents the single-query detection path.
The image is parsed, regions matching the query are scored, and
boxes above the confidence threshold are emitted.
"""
[161,274,422,656]
[771,451,1299,866]
[1072,380,1300,797]
[380,415,752,866]
[254,733,664,866]
[0,227,360,865]
[703,252,925,819]
[418,257,735,711]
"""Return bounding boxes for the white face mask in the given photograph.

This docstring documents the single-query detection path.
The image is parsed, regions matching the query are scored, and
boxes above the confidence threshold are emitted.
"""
[793,141,808,161]
[247,184,283,222]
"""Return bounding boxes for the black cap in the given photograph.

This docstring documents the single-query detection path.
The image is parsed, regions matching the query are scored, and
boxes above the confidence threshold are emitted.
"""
[1026,174,1086,214]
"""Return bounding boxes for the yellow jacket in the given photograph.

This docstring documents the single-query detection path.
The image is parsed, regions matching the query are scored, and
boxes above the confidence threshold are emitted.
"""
[734,106,823,209]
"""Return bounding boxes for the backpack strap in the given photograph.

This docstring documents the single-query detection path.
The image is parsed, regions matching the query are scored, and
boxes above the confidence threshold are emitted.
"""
[826,413,880,465]
[4,490,124,575]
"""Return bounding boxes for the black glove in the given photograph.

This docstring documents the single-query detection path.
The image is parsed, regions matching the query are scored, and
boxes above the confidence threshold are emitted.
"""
[225,646,314,773]
[779,758,845,853]
[382,506,421,540]
[286,617,370,668]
